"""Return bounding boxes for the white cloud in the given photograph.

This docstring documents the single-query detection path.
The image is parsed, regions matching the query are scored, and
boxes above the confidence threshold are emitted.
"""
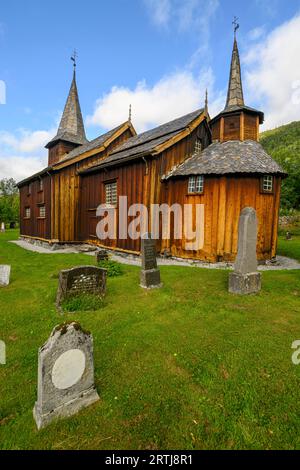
[248,26,266,41]
[0,128,55,182]
[244,14,300,130]
[0,155,48,181]
[144,0,171,27]
[87,68,224,133]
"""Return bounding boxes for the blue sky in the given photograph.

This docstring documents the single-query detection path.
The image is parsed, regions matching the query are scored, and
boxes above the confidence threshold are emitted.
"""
[1,0,300,180]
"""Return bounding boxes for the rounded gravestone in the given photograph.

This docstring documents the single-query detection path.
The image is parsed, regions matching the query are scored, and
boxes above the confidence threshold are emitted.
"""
[52,349,86,390]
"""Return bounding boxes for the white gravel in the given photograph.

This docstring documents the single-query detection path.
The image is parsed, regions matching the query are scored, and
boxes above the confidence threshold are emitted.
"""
[10,239,300,271]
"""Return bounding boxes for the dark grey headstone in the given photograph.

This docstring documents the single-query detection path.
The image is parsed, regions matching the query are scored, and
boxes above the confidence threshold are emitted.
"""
[33,322,99,430]
[140,235,162,289]
[56,266,107,310]
[96,250,109,262]
[229,207,261,295]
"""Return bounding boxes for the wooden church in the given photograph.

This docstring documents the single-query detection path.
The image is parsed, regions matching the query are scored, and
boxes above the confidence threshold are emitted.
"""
[18,37,286,262]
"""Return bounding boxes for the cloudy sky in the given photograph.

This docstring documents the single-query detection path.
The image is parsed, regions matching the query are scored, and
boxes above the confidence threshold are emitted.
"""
[0,0,300,181]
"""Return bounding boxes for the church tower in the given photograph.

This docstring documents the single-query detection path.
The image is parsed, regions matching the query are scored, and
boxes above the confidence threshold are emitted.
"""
[46,69,88,166]
[210,35,264,143]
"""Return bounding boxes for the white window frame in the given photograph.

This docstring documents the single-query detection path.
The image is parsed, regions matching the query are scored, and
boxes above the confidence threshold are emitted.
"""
[25,207,31,218]
[105,181,118,205]
[194,138,202,153]
[262,175,273,193]
[188,176,204,194]
[39,205,46,218]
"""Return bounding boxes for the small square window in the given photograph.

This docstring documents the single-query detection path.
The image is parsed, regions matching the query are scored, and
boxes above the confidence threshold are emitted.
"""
[25,207,31,218]
[188,176,204,194]
[105,181,117,205]
[262,176,273,193]
[195,139,202,153]
[39,206,46,218]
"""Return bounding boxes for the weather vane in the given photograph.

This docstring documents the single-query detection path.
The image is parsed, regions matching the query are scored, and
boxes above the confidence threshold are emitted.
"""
[232,16,240,37]
[71,49,77,69]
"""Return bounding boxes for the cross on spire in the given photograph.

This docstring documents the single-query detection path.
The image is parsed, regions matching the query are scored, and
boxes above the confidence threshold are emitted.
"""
[71,49,78,70]
[232,16,240,38]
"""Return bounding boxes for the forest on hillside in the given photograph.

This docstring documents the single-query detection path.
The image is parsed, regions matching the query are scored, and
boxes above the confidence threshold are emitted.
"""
[260,121,300,212]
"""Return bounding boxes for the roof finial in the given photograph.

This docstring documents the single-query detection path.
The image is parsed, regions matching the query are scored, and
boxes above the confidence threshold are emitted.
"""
[71,49,77,73]
[205,89,208,115]
[129,104,132,123]
[232,16,239,39]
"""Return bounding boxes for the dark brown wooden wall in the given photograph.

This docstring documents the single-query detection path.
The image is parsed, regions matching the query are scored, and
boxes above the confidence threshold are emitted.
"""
[79,121,211,253]
[48,141,79,166]
[19,175,51,240]
[161,175,281,262]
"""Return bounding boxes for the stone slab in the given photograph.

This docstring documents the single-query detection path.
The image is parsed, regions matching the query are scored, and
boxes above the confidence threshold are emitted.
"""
[0,265,11,287]
[229,272,262,295]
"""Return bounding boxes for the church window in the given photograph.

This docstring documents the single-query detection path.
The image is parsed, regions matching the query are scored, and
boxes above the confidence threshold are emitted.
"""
[188,176,204,194]
[194,138,202,153]
[39,205,46,218]
[25,207,31,218]
[105,181,118,205]
[262,175,273,193]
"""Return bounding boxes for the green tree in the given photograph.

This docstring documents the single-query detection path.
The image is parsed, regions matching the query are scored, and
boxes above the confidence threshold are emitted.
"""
[0,178,20,225]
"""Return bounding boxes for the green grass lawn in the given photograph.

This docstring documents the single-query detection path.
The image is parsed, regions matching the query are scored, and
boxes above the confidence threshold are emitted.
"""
[1,230,300,450]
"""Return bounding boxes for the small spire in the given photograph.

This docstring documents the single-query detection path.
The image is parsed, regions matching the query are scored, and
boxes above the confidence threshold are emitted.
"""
[225,29,244,109]
[129,104,132,123]
[205,89,208,115]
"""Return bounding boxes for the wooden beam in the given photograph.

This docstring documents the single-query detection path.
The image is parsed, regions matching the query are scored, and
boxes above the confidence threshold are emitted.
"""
[240,112,245,141]
[220,117,224,142]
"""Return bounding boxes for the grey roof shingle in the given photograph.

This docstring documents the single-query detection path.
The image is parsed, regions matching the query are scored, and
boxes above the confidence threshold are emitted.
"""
[46,72,88,148]
[56,122,127,165]
[164,140,286,179]
[80,109,204,173]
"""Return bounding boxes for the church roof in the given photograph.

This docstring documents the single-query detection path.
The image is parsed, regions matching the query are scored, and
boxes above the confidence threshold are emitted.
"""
[163,140,286,179]
[80,109,205,173]
[46,72,88,149]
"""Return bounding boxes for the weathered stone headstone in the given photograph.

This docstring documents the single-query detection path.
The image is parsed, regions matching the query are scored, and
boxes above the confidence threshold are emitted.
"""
[96,249,109,263]
[56,266,107,310]
[33,322,100,430]
[229,207,261,295]
[0,222,5,233]
[0,265,11,287]
[286,232,292,241]
[140,234,162,289]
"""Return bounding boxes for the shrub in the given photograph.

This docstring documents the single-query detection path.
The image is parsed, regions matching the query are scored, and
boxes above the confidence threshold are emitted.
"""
[97,259,123,277]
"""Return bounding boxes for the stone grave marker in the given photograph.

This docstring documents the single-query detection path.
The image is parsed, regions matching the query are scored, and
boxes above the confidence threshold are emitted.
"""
[56,266,107,311]
[229,207,261,295]
[33,322,100,430]
[96,249,109,263]
[0,265,11,287]
[0,222,5,233]
[140,234,162,289]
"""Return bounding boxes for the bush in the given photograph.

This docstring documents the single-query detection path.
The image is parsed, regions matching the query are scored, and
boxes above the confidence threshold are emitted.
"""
[97,259,123,277]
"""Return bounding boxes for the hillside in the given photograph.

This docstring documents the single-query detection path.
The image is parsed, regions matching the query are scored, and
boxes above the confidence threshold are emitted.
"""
[260,121,300,210]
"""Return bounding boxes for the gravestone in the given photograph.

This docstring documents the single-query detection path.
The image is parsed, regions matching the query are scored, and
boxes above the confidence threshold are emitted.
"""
[0,265,11,287]
[56,266,107,310]
[140,234,162,289]
[0,222,5,233]
[96,249,109,263]
[286,232,292,241]
[229,207,261,295]
[33,322,100,430]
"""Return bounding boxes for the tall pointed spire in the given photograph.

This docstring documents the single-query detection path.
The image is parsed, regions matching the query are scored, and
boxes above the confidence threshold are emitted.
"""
[46,63,87,149]
[225,36,245,110]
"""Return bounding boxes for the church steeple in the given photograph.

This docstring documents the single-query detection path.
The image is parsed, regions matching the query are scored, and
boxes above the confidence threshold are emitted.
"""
[46,67,88,165]
[210,23,264,144]
[225,38,244,110]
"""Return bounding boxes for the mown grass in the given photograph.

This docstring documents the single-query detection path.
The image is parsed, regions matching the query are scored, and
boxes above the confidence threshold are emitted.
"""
[0,230,300,450]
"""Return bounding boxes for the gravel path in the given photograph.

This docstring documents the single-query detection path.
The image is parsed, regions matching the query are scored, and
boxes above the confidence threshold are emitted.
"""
[10,239,300,271]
